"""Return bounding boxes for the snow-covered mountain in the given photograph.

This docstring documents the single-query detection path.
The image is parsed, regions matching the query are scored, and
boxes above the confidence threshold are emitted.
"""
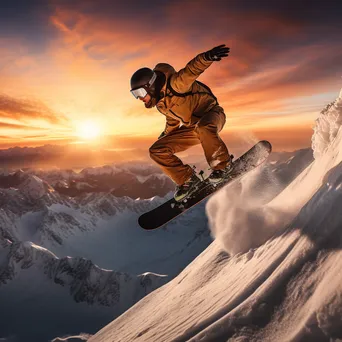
[0,147,309,342]
[1,162,175,198]
[0,171,211,273]
[0,239,167,306]
[89,89,342,342]
[0,239,167,342]
[0,183,212,341]
[0,164,214,341]
[0,109,319,341]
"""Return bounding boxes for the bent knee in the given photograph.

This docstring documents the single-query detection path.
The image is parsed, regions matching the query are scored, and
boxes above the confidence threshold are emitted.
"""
[196,121,217,134]
[149,144,173,160]
[196,110,226,132]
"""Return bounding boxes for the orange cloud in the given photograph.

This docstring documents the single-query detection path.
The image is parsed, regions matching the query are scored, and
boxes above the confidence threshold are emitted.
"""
[0,121,50,130]
[0,93,68,124]
[0,1,338,153]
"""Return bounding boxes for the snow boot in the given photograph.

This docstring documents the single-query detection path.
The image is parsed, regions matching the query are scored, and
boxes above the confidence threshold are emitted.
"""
[208,161,235,184]
[174,173,202,202]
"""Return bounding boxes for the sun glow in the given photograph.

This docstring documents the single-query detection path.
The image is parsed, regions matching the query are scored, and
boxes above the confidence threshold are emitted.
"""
[76,120,101,140]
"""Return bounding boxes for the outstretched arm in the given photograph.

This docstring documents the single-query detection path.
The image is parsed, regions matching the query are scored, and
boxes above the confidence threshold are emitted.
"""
[171,44,230,93]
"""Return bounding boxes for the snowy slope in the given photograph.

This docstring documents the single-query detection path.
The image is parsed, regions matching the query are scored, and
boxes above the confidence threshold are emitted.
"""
[89,90,342,342]
[0,155,308,342]
[0,137,313,342]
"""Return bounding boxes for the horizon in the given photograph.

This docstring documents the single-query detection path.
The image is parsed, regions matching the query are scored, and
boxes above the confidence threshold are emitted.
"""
[0,125,313,171]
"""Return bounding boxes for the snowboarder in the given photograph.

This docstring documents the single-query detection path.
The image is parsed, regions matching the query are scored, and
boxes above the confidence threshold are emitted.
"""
[130,44,232,201]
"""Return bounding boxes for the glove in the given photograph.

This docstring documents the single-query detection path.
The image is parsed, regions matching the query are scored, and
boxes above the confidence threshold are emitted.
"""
[204,44,230,62]
[158,131,166,139]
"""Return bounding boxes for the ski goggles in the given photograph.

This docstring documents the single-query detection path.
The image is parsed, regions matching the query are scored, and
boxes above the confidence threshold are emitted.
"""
[130,72,157,99]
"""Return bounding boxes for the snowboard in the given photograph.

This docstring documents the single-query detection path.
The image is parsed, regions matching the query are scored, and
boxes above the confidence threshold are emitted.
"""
[138,140,272,230]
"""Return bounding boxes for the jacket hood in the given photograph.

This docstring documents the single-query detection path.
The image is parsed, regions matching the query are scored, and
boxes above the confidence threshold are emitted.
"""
[153,63,176,97]
[153,63,176,79]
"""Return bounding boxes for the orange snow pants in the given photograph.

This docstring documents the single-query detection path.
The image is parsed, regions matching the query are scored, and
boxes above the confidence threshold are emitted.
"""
[149,106,230,185]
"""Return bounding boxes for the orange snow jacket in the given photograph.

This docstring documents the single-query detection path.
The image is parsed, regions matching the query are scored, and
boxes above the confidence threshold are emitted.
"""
[153,53,219,135]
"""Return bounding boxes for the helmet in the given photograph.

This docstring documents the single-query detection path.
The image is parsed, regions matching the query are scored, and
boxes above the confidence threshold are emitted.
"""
[130,67,157,99]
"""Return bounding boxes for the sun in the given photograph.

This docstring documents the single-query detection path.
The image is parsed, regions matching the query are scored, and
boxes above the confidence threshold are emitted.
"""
[76,120,101,141]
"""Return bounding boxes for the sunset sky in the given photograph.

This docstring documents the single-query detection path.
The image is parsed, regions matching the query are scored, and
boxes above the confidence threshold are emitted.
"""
[0,0,341,155]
